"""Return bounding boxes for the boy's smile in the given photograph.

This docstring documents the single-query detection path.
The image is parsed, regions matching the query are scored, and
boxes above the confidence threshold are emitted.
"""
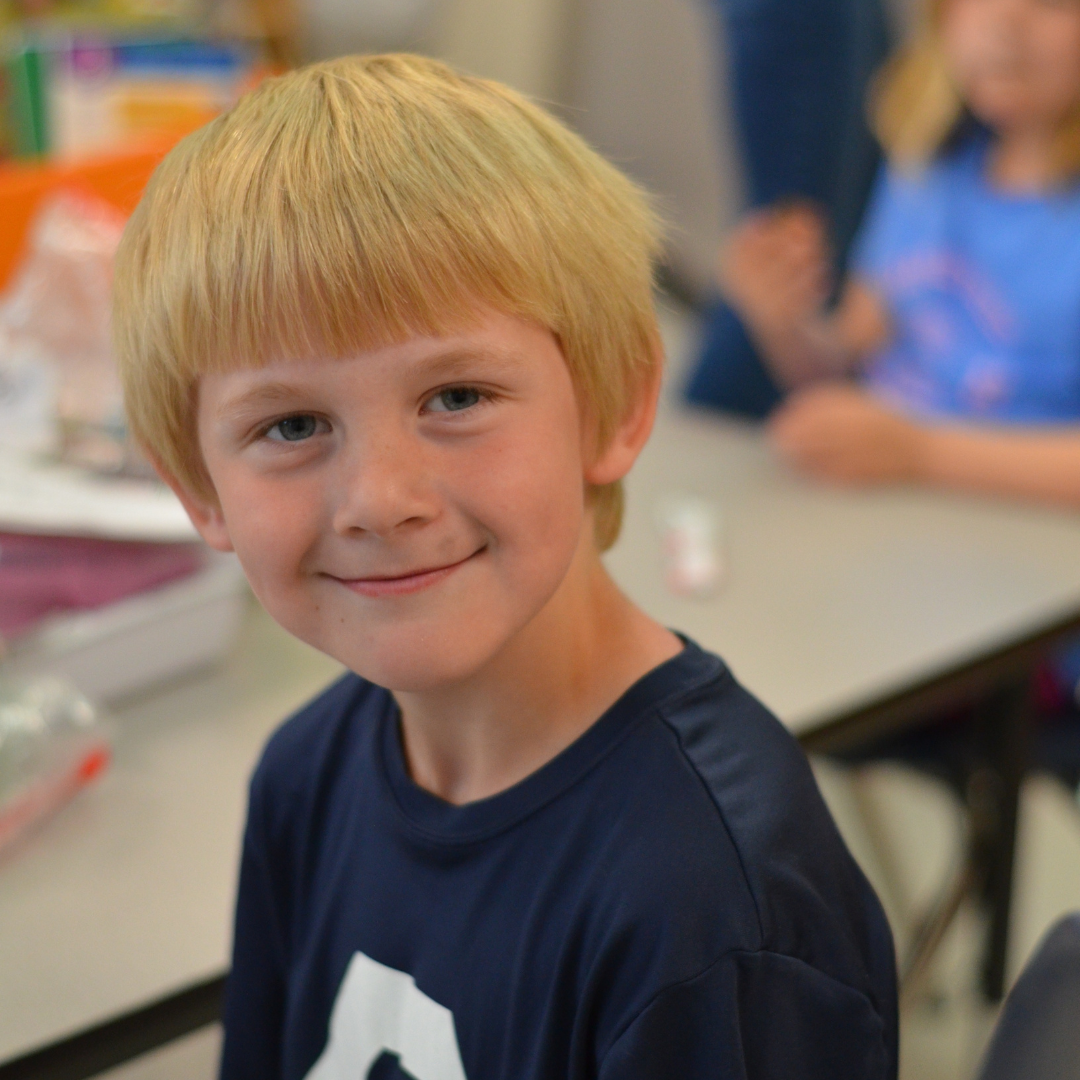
[332,548,486,598]
[184,308,611,692]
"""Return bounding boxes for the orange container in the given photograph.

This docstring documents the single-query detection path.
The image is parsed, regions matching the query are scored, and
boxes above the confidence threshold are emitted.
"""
[0,132,189,291]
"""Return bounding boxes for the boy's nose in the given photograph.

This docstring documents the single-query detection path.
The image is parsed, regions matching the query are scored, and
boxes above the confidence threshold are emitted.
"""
[330,431,437,538]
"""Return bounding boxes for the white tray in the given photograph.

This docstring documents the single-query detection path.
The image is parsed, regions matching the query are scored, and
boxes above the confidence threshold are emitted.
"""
[2,555,249,704]
[0,451,198,542]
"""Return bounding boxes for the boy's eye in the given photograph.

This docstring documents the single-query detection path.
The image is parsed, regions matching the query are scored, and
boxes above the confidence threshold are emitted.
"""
[426,387,483,413]
[266,414,324,442]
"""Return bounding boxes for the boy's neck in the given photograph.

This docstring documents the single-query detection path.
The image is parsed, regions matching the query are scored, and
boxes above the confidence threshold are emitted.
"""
[392,537,682,807]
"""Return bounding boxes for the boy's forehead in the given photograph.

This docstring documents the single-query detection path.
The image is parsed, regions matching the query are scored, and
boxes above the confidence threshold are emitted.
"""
[198,312,562,414]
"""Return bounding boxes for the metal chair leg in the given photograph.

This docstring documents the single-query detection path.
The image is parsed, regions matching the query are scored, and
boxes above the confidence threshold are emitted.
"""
[900,855,982,1010]
[898,674,1031,1007]
[899,764,1000,1009]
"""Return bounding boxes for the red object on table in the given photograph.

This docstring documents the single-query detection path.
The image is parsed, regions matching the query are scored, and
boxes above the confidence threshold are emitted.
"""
[0,739,112,852]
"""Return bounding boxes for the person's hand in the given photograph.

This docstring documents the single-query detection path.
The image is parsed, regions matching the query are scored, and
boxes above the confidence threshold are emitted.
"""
[719,202,831,337]
[768,383,928,485]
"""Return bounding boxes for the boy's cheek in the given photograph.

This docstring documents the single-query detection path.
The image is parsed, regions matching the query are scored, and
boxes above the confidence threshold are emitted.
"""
[155,466,236,553]
[212,483,319,587]
[464,462,586,565]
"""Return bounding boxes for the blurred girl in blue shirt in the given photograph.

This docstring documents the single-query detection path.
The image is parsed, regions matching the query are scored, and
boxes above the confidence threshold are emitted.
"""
[722,0,1080,508]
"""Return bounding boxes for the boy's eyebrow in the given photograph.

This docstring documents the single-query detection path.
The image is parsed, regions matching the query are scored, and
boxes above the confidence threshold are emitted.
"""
[214,344,523,419]
[412,344,521,379]
[214,381,314,420]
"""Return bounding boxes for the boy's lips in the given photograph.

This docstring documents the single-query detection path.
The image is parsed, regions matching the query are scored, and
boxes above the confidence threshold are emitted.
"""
[331,549,484,598]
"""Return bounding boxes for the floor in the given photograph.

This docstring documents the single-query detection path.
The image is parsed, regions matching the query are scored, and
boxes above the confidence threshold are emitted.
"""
[817,763,1080,1080]
[100,300,1080,1080]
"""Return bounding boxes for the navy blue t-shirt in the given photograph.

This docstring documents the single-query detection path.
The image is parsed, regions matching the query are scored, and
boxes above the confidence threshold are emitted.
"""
[221,641,897,1080]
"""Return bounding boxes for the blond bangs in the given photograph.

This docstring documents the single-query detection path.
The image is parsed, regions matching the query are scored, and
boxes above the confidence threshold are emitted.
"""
[115,54,662,549]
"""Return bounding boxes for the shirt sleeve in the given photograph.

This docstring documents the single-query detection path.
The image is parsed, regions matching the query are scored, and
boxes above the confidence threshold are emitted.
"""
[599,950,894,1080]
[218,771,289,1080]
[847,164,910,288]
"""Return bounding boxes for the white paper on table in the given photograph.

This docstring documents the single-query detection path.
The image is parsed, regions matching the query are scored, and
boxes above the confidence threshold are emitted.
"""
[654,494,725,598]
[0,451,197,541]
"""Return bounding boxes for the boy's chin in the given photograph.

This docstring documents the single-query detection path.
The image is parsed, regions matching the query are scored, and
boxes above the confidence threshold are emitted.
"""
[317,622,517,694]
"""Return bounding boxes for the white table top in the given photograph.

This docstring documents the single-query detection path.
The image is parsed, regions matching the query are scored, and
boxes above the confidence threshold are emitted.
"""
[0,605,343,1061]
[6,406,1080,1060]
[606,409,1080,734]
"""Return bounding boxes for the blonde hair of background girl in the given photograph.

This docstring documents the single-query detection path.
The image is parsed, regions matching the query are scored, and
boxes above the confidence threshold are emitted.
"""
[873,0,1080,176]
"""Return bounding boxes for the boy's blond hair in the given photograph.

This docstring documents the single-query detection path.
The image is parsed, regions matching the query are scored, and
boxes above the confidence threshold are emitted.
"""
[872,0,1080,178]
[114,54,663,551]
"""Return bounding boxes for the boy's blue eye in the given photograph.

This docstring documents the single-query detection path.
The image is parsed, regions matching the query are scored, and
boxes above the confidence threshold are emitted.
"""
[428,387,482,413]
[269,415,320,441]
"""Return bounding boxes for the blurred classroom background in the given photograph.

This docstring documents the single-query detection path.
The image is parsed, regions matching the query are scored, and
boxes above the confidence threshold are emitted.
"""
[2,2,1080,1080]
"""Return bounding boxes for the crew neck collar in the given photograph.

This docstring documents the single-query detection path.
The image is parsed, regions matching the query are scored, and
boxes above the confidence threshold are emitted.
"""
[958,129,1080,204]
[377,637,722,846]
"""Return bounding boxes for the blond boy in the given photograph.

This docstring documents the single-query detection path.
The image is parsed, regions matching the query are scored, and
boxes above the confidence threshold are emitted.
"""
[114,54,896,1080]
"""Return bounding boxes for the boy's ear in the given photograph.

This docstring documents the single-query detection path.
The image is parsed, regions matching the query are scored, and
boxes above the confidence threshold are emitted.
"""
[582,339,664,488]
[146,453,235,553]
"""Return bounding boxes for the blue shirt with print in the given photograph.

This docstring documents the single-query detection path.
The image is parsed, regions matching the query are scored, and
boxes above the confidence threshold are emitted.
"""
[852,135,1080,423]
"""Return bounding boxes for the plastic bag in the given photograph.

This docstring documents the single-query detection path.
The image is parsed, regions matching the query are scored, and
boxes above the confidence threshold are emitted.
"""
[0,190,128,468]
[0,335,57,456]
[0,677,111,853]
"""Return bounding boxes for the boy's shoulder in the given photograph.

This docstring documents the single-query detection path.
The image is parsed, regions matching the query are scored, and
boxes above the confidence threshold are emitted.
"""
[252,638,797,829]
[643,647,893,993]
[251,642,858,932]
[259,669,372,767]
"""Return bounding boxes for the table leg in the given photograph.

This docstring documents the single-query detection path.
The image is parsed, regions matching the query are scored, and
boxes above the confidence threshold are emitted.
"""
[0,976,223,1080]
[973,679,1031,1002]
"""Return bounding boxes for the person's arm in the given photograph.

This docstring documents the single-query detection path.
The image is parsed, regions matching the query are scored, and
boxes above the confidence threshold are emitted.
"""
[719,205,891,388]
[919,424,1080,507]
[769,383,1080,507]
[598,950,893,1080]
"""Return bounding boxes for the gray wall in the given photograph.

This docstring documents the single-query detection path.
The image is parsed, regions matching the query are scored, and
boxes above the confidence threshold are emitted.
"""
[567,0,742,301]
[303,0,576,102]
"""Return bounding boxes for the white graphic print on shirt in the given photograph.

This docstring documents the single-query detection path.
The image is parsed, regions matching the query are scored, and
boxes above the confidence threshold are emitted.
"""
[303,952,468,1080]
